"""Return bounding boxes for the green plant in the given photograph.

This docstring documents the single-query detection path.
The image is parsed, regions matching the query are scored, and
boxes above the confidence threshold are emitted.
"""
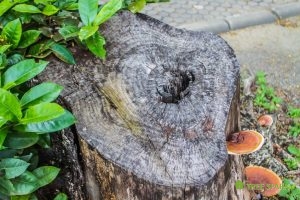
[0,59,76,198]
[0,0,162,198]
[279,179,300,200]
[254,71,282,112]
[284,144,300,170]
[288,107,300,137]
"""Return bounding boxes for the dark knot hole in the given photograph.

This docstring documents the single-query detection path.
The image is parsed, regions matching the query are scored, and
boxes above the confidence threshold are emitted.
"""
[157,70,195,104]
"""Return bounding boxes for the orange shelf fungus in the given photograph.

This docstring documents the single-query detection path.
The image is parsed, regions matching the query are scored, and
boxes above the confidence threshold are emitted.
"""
[245,166,282,197]
[258,115,273,127]
[226,130,264,155]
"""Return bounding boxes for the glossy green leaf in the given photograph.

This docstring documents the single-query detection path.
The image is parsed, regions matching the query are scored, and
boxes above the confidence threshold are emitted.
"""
[29,194,38,200]
[64,3,78,10]
[33,166,60,187]
[0,54,7,70]
[86,32,106,59]
[7,54,24,66]
[0,149,18,159]
[128,0,146,13]
[50,43,75,64]
[54,193,67,200]
[34,0,55,5]
[58,25,79,39]
[18,30,42,49]
[3,132,39,149]
[1,19,22,49]
[15,110,75,133]
[11,171,39,195]
[20,82,63,108]
[0,0,29,16]
[0,45,11,54]
[93,0,123,26]
[13,4,42,13]
[27,41,53,58]
[37,134,51,148]
[0,117,7,128]
[78,0,98,25]
[20,103,65,124]
[78,25,98,41]
[42,4,59,16]
[0,177,14,196]
[0,89,22,121]
[0,158,29,179]
[0,128,8,148]
[11,194,31,200]
[17,154,33,163]
[2,59,48,90]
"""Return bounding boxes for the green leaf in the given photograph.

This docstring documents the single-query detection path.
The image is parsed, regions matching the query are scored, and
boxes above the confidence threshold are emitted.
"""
[54,193,67,200]
[93,0,123,26]
[0,54,7,70]
[86,32,106,59]
[78,25,98,41]
[1,19,22,49]
[64,3,78,10]
[58,25,79,40]
[20,103,65,124]
[27,40,54,58]
[13,4,42,14]
[34,0,55,5]
[0,177,14,196]
[128,0,146,13]
[0,89,22,121]
[50,43,75,64]
[78,0,98,25]
[42,4,59,16]
[2,59,48,90]
[0,158,29,179]
[0,117,7,128]
[0,45,11,54]
[11,194,31,200]
[7,54,24,66]
[33,166,60,187]
[288,145,300,157]
[3,132,39,149]
[15,110,75,133]
[0,149,18,159]
[37,134,51,148]
[11,171,39,195]
[20,82,63,108]
[18,30,42,49]
[29,194,38,200]
[0,128,8,148]
[0,0,29,16]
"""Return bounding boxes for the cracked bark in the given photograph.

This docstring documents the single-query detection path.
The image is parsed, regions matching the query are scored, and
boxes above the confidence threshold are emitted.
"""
[38,11,250,200]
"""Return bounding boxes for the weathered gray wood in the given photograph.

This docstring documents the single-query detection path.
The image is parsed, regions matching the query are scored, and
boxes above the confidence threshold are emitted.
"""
[38,11,250,199]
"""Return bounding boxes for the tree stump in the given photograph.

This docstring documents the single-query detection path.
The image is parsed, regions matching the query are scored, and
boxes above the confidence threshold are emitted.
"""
[38,11,250,200]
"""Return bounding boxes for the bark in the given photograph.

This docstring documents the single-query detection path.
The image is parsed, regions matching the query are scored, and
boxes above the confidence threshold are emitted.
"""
[38,11,250,199]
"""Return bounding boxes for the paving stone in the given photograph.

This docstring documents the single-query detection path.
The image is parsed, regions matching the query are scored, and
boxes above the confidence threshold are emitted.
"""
[142,0,300,29]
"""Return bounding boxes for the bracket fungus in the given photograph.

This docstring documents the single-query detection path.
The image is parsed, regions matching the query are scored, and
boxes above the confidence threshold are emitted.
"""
[258,115,273,127]
[227,130,264,155]
[245,166,282,197]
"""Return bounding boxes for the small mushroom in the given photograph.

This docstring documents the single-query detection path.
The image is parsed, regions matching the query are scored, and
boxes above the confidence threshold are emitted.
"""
[226,130,264,155]
[245,166,282,197]
[257,115,273,127]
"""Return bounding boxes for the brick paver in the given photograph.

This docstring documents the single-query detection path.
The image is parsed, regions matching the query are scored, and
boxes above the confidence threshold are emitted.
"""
[142,0,300,27]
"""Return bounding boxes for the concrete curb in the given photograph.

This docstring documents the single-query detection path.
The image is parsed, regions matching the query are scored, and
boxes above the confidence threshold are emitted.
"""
[179,2,300,33]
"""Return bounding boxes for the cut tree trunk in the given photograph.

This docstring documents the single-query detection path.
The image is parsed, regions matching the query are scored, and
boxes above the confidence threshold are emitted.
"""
[38,11,250,200]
